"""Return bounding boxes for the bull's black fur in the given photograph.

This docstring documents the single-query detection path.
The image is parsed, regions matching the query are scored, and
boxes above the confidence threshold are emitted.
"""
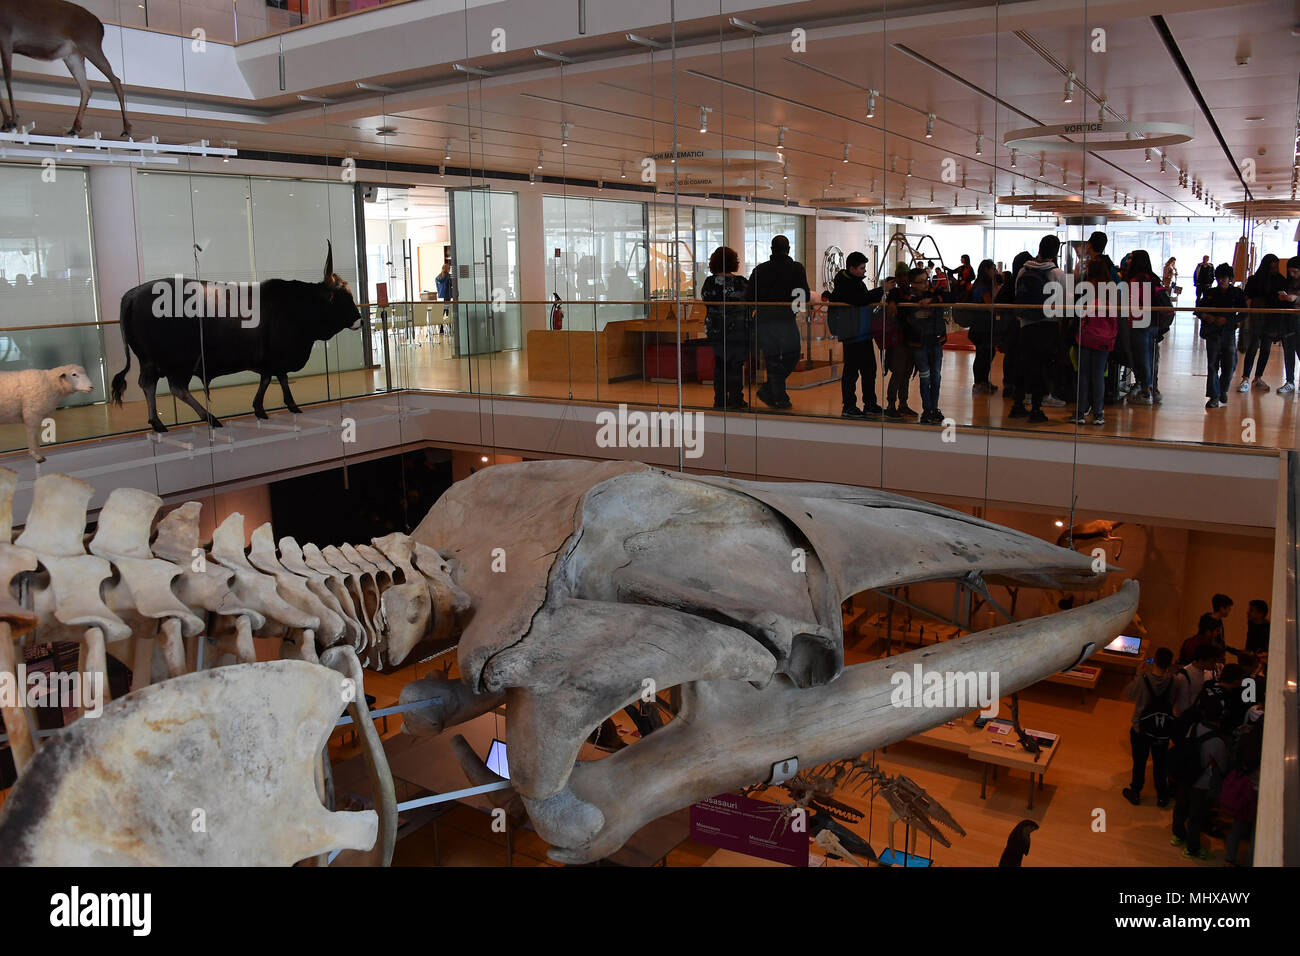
[110,243,362,432]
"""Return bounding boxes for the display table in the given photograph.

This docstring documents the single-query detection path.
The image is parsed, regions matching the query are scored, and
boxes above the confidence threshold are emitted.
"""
[906,715,1060,810]
[1090,639,1150,673]
[1044,664,1102,703]
[382,712,689,866]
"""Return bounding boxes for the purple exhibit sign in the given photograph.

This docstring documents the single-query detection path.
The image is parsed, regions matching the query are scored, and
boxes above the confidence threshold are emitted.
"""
[689,792,808,866]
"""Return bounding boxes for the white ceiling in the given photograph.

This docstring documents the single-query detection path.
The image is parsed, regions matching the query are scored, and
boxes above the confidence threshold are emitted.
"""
[6,0,1298,221]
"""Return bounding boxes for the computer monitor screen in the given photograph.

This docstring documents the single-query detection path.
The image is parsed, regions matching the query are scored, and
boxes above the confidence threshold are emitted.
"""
[485,738,509,780]
[1104,634,1142,656]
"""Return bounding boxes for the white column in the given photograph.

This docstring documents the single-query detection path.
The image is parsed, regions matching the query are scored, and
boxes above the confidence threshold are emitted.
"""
[516,186,548,334]
[89,165,144,403]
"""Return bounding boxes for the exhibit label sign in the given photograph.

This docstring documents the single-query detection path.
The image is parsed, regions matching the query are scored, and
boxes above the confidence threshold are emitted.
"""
[689,792,808,866]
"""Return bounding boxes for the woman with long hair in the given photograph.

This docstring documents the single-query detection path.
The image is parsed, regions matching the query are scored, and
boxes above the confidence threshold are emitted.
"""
[1238,255,1288,393]
[701,246,751,409]
[1125,250,1161,404]
[967,258,1000,394]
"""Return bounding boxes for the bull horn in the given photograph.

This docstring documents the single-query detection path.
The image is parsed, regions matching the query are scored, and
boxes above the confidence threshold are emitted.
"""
[324,240,334,283]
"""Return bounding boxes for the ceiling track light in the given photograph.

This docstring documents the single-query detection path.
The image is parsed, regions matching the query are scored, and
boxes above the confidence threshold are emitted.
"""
[1144,148,1152,163]
[930,186,935,201]
[529,170,536,184]
[961,167,967,189]
[699,106,711,134]
[975,133,983,156]
[866,89,878,119]
[1062,167,1068,186]
[925,113,934,138]
[620,161,627,179]
[536,149,544,169]
[561,122,571,147]
[597,178,604,190]
[1063,72,1076,104]
[1159,154,1167,173]
[776,126,786,150]
[625,33,667,49]
[829,170,836,187]
[906,158,913,177]
[890,155,897,173]
[444,139,452,161]
[1039,154,1046,178]
[843,143,850,163]
[1010,148,1017,168]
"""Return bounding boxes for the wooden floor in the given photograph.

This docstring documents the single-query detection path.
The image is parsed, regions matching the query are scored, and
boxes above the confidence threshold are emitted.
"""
[4,320,1296,460]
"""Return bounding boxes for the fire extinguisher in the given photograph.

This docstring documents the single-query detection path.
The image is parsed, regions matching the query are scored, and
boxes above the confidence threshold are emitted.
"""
[550,292,564,330]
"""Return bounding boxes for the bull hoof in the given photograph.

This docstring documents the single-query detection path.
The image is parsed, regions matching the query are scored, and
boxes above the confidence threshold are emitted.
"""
[149,419,168,433]
[253,407,269,420]
[1,122,15,133]
[31,453,46,464]
[65,127,81,137]
[208,416,223,428]
[286,403,302,414]
[121,127,133,140]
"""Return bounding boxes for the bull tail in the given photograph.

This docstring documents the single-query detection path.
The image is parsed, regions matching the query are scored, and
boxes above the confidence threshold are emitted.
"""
[109,291,133,406]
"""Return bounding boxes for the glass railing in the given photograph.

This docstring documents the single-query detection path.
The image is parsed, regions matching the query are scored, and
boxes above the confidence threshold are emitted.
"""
[3,298,1297,460]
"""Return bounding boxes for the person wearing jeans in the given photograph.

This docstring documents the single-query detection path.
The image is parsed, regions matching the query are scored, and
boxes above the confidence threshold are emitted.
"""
[1070,258,1118,425]
[1278,257,1300,394]
[1239,254,1286,392]
[895,268,947,424]
[1196,263,1245,408]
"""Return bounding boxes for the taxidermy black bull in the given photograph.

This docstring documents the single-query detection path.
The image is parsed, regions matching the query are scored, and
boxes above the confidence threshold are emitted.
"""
[111,243,363,432]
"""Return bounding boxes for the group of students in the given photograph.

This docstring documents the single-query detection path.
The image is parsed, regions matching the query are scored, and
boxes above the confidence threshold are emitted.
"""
[701,232,1300,425]
[1122,594,1270,864]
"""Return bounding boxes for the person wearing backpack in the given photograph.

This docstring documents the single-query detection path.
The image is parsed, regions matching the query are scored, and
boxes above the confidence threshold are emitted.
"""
[1173,643,1219,715]
[1169,689,1230,861]
[1122,646,1176,806]
[1222,705,1263,865]
[826,251,883,419]
[1012,235,1068,423]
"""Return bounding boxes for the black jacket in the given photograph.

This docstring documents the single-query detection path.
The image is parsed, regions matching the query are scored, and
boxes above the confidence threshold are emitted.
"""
[826,269,873,343]
[1196,285,1246,337]
[749,254,810,355]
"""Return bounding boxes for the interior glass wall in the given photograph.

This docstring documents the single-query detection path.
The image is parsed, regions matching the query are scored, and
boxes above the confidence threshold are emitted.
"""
[448,188,522,355]
[0,165,102,405]
[134,171,364,393]
[542,196,646,330]
[744,210,804,272]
